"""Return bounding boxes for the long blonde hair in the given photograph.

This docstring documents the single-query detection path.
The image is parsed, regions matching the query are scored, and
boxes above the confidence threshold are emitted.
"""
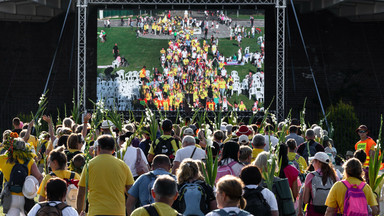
[176,159,204,185]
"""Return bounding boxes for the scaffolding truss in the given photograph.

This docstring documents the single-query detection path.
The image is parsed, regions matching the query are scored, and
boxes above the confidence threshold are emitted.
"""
[77,0,286,120]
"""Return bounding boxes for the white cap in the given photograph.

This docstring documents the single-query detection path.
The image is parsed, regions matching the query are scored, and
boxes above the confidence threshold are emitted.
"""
[22,176,39,199]
[220,125,227,132]
[309,152,330,164]
[238,135,249,144]
[100,120,115,129]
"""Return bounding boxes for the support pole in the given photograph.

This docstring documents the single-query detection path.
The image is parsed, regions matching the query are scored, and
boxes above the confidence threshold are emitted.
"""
[77,0,87,113]
[276,0,286,122]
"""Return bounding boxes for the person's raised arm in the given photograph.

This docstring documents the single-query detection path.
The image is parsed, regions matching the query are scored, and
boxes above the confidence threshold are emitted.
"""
[82,113,92,139]
[23,120,34,142]
[42,115,55,144]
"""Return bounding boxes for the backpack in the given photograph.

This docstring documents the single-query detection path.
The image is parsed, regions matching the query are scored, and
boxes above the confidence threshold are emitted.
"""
[243,186,271,216]
[212,209,252,216]
[36,202,69,216]
[301,141,317,160]
[311,171,334,214]
[215,160,237,183]
[288,154,301,171]
[342,180,369,216]
[9,160,29,193]
[153,137,178,160]
[288,155,306,183]
[50,172,78,208]
[177,181,208,216]
[261,178,295,216]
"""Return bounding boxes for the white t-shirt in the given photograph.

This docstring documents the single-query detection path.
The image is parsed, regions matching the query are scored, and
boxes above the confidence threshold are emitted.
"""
[263,135,279,152]
[122,146,148,177]
[174,145,206,162]
[245,185,278,211]
[27,201,79,216]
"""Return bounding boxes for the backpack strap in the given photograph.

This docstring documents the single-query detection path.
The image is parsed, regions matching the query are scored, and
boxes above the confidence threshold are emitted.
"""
[341,180,352,189]
[69,171,75,180]
[49,172,56,177]
[213,209,229,216]
[143,204,160,216]
[55,202,69,211]
[357,181,366,190]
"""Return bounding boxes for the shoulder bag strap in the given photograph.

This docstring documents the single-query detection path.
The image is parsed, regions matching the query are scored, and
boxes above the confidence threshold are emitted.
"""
[144,204,160,216]
[50,172,56,177]
[190,147,197,158]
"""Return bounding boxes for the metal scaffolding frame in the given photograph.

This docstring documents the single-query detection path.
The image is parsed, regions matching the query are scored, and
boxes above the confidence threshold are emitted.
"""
[77,0,286,119]
[276,0,285,121]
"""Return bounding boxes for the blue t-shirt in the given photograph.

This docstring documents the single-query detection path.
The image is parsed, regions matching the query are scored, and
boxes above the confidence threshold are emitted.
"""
[128,169,176,206]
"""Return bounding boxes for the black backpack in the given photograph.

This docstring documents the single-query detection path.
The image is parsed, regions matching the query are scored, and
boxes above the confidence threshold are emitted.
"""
[243,186,271,216]
[301,141,317,160]
[153,137,178,159]
[9,160,29,193]
[36,202,69,216]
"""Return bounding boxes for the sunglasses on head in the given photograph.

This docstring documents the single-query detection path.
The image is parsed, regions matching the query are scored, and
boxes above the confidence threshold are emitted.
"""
[358,130,366,133]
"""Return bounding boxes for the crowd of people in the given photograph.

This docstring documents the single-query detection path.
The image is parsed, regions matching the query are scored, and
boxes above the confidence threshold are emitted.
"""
[98,11,265,112]
[135,12,265,112]
[0,112,382,216]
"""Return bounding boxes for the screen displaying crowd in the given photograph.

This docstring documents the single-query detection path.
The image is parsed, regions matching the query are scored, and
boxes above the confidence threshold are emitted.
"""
[97,10,265,112]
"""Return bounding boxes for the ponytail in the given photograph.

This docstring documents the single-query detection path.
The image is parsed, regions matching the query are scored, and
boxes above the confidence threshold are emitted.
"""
[239,197,247,209]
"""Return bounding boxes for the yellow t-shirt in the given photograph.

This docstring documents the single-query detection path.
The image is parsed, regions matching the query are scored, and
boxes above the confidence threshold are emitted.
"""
[79,154,134,216]
[287,152,308,173]
[252,148,264,162]
[0,155,34,196]
[38,169,80,198]
[219,80,226,89]
[131,202,179,216]
[239,104,246,111]
[325,177,378,213]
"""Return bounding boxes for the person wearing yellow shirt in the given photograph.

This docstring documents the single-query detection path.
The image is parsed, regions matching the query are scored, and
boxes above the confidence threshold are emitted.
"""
[218,77,226,96]
[286,139,308,173]
[183,58,189,66]
[77,135,134,215]
[157,25,161,34]
[0,136,43,215]
[160,48,166,55]
[325,158,379,215]
[251,134,266,162]
[239,101,247,111]
[131,175,180,216]
[163,97,170,111]
[140,66,147,81]
[38,147,80,203]
[163,82,170,94]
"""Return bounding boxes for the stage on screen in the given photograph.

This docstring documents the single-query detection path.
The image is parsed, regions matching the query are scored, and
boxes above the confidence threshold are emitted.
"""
[97,9,265,112]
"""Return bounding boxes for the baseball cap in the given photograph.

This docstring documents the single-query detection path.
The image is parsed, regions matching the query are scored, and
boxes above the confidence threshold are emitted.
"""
[355,125,369,133]
[309,152,330,164]
[238,135,249,144]
[183,128,194,136]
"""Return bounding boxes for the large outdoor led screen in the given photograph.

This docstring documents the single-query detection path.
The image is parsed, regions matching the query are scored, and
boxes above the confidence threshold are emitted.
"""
[97,9,265,112]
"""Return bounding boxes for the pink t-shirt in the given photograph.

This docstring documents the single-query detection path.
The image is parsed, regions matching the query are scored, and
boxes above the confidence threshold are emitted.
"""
[283,165,299,188]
